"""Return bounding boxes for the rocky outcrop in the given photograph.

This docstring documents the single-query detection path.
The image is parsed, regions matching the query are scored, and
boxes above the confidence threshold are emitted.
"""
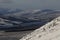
[20,16,60,40]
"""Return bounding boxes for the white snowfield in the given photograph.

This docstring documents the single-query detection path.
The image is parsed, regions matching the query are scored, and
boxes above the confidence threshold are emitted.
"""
[20,16,60,40]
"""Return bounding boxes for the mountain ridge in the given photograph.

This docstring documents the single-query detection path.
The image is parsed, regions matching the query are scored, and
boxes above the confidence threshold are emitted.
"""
[0,8,60,31]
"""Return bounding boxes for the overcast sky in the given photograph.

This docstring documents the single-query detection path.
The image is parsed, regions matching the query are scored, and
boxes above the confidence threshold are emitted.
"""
[0,0,60,10]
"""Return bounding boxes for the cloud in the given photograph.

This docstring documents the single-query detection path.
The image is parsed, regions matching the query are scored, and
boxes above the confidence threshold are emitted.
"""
[0,0,12,3]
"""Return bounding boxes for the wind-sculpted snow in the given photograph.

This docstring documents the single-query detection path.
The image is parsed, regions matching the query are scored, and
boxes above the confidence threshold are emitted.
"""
[0,9,60,31]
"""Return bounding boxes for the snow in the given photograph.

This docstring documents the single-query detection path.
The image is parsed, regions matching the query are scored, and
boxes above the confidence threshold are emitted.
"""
[20,16,60,40]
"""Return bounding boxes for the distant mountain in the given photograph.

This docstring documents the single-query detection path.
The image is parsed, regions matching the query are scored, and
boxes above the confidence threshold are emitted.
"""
[41,9,53,12]
[0,8,23,15]
[0,9,60,31]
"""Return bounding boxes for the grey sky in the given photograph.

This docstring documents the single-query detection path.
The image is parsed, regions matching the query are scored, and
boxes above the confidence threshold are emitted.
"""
[0,0,60,10]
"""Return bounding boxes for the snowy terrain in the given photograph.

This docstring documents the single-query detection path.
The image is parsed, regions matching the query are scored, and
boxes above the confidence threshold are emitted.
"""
[20,16,60,40]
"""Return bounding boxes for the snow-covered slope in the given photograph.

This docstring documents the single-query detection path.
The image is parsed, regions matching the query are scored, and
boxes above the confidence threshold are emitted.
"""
[20,16,60,40]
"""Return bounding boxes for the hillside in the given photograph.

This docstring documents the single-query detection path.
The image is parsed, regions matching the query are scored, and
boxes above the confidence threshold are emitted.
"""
[20,16,60,40]
[0,9,60,40]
